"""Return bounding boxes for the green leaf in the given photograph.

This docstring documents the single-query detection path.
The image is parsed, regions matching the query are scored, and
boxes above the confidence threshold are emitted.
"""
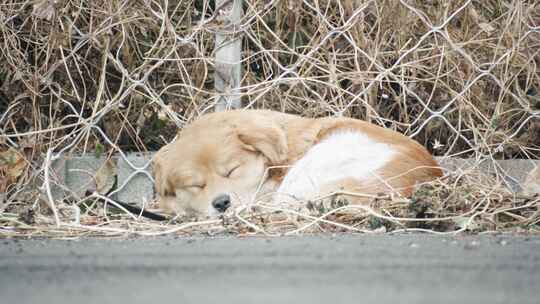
[490,117,499,129]
[94,143,103,159]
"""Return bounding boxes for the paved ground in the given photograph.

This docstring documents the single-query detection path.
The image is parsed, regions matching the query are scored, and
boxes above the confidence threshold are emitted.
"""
[1,234,539,304]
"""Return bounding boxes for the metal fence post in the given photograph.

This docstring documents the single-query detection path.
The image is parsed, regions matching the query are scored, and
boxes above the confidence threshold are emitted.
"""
[214,0,243,111]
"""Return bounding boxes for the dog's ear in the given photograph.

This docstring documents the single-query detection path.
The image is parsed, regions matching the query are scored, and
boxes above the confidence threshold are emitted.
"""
[152,151,166,196]
[152,146,174,197]
[236,120,288,165]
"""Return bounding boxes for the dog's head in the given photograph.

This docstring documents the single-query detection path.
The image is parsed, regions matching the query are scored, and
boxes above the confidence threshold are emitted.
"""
[153,111,288,217]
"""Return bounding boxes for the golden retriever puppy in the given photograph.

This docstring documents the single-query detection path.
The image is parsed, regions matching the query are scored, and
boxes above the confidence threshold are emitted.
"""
[153,110,442,217]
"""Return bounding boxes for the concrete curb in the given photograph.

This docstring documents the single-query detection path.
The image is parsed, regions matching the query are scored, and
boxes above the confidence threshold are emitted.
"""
[49,154,539,205]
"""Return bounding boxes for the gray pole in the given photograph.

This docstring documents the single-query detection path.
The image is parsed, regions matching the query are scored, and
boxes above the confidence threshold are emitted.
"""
[214,0,243,111]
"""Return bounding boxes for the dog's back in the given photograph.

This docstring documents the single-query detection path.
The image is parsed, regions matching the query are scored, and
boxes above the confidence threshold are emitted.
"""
[274,115,442,204]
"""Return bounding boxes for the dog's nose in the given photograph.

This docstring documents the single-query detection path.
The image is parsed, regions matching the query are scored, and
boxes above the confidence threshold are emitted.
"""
[212,194,231,212]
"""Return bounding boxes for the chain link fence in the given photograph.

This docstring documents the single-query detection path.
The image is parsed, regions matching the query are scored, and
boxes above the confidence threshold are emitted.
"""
[1,0,539,234]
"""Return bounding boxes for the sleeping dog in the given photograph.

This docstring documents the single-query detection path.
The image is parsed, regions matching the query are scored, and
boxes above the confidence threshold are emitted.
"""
[153,110,442,218]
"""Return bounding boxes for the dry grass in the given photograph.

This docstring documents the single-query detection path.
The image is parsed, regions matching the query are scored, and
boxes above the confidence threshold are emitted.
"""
[1,169,539,238]
[1,0,540,237]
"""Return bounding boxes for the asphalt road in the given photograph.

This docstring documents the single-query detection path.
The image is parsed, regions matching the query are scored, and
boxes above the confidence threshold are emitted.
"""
[1,234,539,304]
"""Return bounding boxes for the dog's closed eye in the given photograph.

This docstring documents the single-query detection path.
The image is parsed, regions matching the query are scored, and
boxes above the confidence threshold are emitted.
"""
[225,165,241,178]
[185,184,205,192]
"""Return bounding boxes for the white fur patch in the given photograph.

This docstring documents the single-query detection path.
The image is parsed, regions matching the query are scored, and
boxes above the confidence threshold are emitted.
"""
[275,131,396,202]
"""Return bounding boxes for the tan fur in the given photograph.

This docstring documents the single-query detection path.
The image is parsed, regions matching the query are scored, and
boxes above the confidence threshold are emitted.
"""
[153,110,443,216]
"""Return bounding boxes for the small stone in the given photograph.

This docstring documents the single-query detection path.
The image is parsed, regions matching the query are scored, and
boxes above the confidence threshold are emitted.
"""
[372,226,386,234]
[464,240,480,250]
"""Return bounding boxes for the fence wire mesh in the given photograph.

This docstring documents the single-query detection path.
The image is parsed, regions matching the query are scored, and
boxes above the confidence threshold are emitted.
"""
[1,0,540,236]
